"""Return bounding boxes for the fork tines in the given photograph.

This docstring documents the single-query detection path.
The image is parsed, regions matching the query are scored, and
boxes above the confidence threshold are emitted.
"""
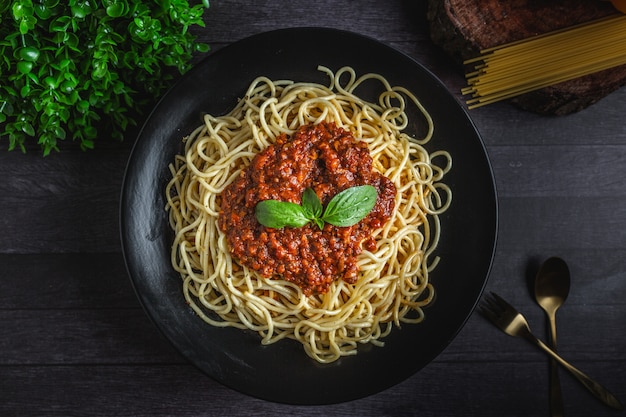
[478,291,505,317]
[477,291,517,328]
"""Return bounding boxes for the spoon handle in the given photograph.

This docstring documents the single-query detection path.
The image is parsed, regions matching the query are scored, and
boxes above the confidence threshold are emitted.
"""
[525,332,624,410]
[549,360,563,417]
[547,313,564,417]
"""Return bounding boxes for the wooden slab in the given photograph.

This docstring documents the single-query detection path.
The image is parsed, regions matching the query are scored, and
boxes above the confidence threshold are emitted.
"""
[427,0,626,114]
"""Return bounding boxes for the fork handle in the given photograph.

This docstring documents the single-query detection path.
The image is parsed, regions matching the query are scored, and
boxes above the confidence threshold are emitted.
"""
[526,334,623,411]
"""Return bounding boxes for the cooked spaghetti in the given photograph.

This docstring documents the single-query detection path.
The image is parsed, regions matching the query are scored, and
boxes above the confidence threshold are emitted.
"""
[462,14,626,108]
[165,66,452,363]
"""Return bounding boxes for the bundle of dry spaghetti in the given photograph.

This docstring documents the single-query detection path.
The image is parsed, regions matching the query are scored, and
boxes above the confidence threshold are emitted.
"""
[462,14,626,109]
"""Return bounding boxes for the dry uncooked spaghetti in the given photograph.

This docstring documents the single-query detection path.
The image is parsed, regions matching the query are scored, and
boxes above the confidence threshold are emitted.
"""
[165,66,451,363]
[463,14,626,108]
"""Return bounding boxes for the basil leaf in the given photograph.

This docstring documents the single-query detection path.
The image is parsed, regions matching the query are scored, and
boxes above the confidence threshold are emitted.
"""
[254,185,379,230]
[301,187,323,219]
[255,200,310,229]
[312,217,325,231]
[322,185,377,227]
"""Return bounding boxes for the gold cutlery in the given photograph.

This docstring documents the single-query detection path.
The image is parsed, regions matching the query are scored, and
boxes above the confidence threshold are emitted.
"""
[534,258,571,417]
[478,292,623,411]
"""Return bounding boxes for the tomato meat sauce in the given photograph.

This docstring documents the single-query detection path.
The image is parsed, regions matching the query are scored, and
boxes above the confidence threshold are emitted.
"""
[218,122,396,295]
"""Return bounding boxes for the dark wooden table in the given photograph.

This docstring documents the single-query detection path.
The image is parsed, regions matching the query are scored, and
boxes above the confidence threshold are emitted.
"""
[2,1,625,416]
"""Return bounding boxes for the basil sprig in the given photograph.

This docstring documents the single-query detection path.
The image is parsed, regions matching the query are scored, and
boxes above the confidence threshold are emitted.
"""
[255,185,377,230]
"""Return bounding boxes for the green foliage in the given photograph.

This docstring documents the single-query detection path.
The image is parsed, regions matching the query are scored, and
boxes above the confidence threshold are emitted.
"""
[0,0,210,155]
[255,186,378,230]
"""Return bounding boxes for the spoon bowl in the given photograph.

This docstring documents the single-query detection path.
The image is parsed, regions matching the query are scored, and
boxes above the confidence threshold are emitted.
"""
[535,257,571,320]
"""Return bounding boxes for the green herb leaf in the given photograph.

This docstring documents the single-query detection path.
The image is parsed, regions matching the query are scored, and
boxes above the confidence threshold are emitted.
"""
[18,47,40,62]
[301,187,323,219]
[321,185,377,227]
[255,200,311,229]
[254,185,378,230]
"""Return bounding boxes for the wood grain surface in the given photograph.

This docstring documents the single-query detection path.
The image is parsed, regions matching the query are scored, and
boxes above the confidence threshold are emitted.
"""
[1,1,625,416]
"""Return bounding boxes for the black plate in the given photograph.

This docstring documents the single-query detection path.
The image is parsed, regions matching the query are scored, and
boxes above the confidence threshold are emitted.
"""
[120,27,498,405]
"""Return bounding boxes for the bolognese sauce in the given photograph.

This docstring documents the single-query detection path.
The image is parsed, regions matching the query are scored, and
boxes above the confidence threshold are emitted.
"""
[218,122,396,295]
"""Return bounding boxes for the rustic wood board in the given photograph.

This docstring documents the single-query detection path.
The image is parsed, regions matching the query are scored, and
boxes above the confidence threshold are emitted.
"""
[427,0,626,114]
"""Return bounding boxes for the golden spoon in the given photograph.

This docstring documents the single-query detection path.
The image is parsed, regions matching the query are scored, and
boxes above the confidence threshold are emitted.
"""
[534,257,571,417]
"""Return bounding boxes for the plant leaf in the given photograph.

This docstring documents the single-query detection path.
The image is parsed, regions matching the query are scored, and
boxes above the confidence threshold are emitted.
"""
[312,217,325,230]
[322,185,377,227]
[301,187,323,219]
[254,185,379,230]
[255,200,310,229]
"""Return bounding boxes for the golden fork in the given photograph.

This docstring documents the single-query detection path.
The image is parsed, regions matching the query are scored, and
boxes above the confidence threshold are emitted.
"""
[478,292,623,411]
